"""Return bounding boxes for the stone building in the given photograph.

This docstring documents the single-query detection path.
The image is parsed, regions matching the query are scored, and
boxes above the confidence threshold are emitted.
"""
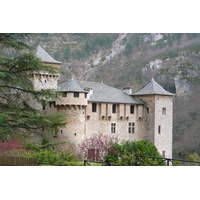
[33,45,174,158]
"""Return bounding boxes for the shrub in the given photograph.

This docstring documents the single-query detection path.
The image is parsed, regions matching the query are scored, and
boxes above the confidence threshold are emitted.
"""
[105,140,165,166]
[29,149,79,165]
[0,138,25,155]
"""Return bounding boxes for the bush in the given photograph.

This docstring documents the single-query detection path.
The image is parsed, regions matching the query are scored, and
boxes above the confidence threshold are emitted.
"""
[105,140,165,166]
[0,138,25,155]
[29,149,79,165]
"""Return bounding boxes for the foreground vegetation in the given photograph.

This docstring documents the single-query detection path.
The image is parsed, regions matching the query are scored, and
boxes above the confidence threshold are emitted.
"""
[0,33,66,141]
[1,136,200,166]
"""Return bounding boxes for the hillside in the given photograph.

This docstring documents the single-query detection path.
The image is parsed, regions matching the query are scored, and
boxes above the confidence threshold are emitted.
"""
[28,33,200,156]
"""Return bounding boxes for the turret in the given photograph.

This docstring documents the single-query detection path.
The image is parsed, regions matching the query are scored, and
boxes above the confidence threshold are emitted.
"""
[31,45,61,91]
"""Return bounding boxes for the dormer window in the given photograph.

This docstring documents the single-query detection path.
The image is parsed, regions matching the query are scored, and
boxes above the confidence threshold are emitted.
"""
[74,92,79,98]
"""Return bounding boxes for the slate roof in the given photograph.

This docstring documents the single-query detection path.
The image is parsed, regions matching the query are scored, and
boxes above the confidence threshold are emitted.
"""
[133,78,174,96]
[36,45,61,64]
[58,79,143,104]
[58,79,86,93]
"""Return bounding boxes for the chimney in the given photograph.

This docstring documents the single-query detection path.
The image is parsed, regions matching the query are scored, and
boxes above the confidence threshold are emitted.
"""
[84,87,93,99]
[123,86,133,95]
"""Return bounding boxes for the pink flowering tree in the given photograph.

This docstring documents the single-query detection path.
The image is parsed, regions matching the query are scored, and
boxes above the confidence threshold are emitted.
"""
[0,138,26,156]
[77,133,120,162]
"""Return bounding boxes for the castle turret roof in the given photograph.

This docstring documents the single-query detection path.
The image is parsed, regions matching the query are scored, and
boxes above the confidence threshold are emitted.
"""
[36,45,61,64]
[133,78,174,96]
[58,79,87,93]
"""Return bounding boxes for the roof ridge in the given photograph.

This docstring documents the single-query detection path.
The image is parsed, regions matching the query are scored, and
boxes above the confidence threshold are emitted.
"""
[76,80,104,84]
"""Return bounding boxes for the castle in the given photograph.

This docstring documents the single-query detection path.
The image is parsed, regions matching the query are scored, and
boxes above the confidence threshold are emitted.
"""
[32,45,174,158]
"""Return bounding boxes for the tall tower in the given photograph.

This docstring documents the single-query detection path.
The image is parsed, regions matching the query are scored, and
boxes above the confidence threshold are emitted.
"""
[32,45,61,91]
[30,45,61,110]
[133,78,174,158]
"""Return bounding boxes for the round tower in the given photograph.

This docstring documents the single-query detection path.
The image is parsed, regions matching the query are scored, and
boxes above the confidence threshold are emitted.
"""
[49,79,88,152]
[133,78,174,158]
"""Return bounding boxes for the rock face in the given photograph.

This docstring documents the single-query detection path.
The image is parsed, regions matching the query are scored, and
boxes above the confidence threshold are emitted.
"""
[27,33,200,155]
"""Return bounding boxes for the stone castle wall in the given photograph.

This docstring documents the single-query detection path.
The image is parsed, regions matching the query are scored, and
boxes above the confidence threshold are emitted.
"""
[30,73,59,91]
[154,95,173,158]
[56,92,87,106]
[135,95,173,158]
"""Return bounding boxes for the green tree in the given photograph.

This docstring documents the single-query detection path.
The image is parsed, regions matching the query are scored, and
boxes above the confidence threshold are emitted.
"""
[124,43,132,57]
[105,140,165,166]
[64,46,71,61]
[183,153,200,166]
[0,33,66,140]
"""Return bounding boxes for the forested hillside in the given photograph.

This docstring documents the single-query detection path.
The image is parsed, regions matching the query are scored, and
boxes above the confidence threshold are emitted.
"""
[25,33,200,156]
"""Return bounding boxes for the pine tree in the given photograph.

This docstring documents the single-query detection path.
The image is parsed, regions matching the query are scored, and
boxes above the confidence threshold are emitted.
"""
[0,33,66,140]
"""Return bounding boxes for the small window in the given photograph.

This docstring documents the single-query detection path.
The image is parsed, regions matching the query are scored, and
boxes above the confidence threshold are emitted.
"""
[158,125,161,134]
[111,123,116,133]
[53,131,58,138]
[92,103,97,112]
[112,104,117,113]
[162,150,165,158]
[74,92,79,98]
[42,100,46,110]
[128,123,135,133]
[60,130,63,134]
[85,93,87,98]
[62,92,67,97]
[146,107,149,114]
[130,105,134,114]
[53,102,56,108]
[162,107,166,115]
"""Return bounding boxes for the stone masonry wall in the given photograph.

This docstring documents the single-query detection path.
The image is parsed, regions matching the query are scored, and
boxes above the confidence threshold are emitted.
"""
[154,95,173,158]
[85,102,144,142]
[134,95,173,158]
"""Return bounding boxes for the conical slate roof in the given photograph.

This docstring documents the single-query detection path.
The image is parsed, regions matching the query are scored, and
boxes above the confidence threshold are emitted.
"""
[133,78,174,96]
[36,45,61,64]
[58,79,86,93]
